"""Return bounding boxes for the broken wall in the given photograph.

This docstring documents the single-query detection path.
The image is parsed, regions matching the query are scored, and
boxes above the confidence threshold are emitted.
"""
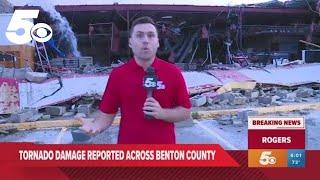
[0,78,19,114]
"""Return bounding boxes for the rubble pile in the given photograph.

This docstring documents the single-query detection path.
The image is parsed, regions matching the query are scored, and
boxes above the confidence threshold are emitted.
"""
[190,85,320,127]
[0,95,100,129]
[1,83,319,133]
[192,86,319,108]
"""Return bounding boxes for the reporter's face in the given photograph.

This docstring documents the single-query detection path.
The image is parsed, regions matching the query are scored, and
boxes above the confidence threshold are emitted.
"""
[129,23,159,61]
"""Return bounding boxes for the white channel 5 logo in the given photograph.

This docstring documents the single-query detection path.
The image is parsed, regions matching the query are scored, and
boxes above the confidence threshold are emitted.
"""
[6,10,53,45]
[259,151,276,165]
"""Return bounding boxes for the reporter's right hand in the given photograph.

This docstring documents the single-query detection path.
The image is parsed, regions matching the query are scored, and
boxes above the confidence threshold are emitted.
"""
[78,118,106,135]
[77,110,115,136]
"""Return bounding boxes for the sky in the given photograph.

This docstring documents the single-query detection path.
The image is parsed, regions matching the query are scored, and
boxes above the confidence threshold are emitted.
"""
[7,0,288,6]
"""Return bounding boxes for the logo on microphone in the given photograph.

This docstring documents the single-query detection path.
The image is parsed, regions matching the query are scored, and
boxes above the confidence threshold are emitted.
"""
[143,78,165,90]
[144,77,157,88]
[143,67,165,90]
[6,10,53,45]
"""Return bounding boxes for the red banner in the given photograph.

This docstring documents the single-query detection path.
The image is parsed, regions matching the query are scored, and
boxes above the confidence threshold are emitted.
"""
[248,130,305,149]
[0,143,239,167]
[1,151,320,179]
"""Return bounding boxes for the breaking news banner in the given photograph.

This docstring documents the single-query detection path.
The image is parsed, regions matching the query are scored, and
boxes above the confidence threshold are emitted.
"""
[248,117,305,168]
[0,144,238,167]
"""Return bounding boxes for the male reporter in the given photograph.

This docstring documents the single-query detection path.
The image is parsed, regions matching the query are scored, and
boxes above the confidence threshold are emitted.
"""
[81,16,191,144]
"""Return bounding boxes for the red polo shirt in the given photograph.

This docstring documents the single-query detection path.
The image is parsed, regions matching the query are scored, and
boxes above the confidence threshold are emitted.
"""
[99,57,191,144]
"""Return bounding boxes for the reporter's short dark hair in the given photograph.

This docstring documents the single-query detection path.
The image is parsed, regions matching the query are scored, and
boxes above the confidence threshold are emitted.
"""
[129,16,158,37]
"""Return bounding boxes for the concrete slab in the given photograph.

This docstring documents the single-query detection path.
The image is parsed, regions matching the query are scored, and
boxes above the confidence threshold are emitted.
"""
[46,106,66,116]
[25,72,48,83]
[239,63,320,86]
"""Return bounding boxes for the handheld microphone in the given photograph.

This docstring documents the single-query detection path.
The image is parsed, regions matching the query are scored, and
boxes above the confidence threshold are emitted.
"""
[143,67,157,119]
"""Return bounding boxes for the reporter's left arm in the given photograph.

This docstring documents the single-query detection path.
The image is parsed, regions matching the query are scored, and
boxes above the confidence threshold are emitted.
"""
[159,106,191,122]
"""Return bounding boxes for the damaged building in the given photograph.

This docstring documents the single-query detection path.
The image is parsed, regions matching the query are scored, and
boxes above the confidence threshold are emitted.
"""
[31,1,320,67]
